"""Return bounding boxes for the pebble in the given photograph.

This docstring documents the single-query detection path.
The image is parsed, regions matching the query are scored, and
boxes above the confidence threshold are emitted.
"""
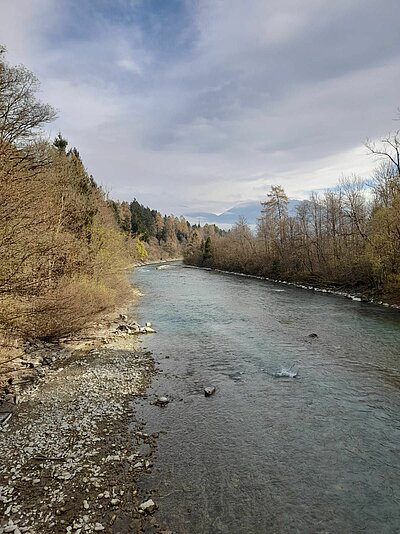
[0,316,158,533]
[139,499,156,513]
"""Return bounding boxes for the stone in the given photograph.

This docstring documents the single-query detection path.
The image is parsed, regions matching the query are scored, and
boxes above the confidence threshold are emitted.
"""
[117,324,131,334]
[308,333,318,338]
[141,326,156,334]
[119,314,128,322]
[204,387,216,397]
[94,524,105,531]
[0,413,12,426]
[139,499,156,513]
[145,322,152,327]
[156,396,169,406]
[273,369,298,378]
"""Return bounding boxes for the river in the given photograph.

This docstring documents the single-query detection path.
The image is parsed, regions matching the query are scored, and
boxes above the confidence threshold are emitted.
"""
[130,262,400,534]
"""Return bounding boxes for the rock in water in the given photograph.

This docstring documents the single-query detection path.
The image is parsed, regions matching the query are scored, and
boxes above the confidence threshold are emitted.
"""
[204,386,216,397]
[273,368,298,378]
[308,333,318,338]
[156,396,169,406]
[141,326,156,333]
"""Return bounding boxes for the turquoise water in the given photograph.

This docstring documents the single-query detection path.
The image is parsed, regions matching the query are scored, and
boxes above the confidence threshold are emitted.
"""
[131,262,400,533]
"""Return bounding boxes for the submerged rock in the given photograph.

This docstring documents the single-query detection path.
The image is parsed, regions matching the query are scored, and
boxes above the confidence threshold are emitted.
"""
[140,326,156,334]
[156,396,169,406]
[308,333,318,338]
[273,368,298,378]
[204,386,216,397]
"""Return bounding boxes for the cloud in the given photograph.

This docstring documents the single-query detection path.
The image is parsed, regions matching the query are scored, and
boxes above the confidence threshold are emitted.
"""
[1,0,399,214]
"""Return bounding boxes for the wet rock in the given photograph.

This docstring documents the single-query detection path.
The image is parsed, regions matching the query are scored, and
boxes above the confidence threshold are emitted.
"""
[155,396,169,406]
[204,386,216,397]
[139,499,156,514]
[308,333,318,338]
[273,368,298,378]
[140,326,156,334]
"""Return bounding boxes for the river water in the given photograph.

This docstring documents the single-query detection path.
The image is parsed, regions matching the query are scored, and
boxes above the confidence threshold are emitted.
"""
[130,262,400,534]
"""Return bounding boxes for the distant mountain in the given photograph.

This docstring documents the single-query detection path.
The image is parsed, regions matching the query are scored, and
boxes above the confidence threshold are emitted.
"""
[184,200,300,227]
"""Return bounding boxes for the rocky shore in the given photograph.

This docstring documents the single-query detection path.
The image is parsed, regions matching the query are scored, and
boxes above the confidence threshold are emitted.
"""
[0,314,171,534]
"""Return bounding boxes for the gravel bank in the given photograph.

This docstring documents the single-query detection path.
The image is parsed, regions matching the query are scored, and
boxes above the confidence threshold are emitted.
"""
[0,326,169,534]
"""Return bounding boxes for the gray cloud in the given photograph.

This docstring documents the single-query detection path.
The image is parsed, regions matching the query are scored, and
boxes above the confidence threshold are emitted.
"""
[0,0,399,214]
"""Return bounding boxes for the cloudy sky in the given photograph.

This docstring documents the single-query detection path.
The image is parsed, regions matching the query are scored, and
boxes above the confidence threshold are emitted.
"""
[1,0,399,215]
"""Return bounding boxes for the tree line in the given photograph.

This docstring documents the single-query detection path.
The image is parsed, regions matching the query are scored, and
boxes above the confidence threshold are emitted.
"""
[184,136,400,304]
[0,46,208,340]
[108,198,214,260]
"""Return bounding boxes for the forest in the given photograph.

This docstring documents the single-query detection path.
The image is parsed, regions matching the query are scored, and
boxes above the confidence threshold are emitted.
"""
[0,47,210,341]
[184,147,400,304]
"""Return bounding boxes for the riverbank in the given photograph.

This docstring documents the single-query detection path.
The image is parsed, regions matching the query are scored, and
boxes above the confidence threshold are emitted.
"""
[0,294,173,533]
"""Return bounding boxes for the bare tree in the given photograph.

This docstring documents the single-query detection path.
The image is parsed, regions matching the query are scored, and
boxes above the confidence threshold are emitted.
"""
[0,46,56,148]
[365,131,400,177]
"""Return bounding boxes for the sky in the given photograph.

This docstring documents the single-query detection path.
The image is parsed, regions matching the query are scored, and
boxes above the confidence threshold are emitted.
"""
[0,0,399,215]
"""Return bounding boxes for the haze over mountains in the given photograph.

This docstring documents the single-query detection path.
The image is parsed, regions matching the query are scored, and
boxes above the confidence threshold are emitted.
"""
[184,200,300,226]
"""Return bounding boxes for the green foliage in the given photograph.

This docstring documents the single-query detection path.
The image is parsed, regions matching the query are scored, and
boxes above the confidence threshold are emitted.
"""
[134,238,148,260]
[53,132,68,152]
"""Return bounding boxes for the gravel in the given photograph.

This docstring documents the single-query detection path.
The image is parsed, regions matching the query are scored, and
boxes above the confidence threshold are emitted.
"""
[0,326,165,534]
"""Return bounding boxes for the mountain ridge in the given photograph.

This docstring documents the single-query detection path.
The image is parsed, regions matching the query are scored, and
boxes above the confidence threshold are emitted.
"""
[184,200,300,226]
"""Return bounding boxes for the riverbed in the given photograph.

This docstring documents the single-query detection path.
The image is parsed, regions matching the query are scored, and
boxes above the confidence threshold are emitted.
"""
[132,262,400,534]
